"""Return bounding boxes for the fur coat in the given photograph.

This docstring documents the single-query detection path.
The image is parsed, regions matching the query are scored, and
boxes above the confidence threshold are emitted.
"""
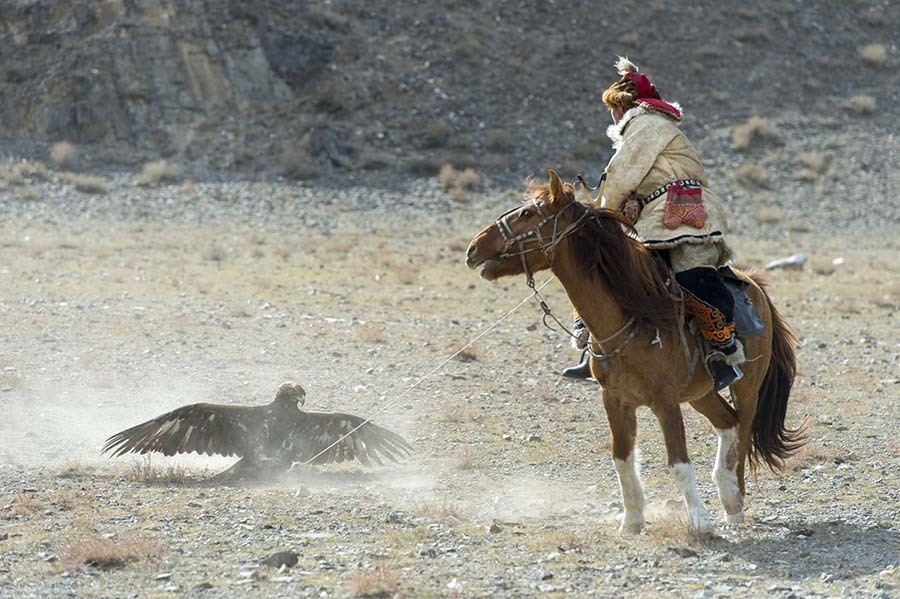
[596,106,732,263]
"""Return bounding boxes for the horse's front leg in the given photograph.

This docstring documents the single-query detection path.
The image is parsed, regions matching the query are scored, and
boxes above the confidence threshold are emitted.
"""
[602,392,645,534]
[650,401,712,534]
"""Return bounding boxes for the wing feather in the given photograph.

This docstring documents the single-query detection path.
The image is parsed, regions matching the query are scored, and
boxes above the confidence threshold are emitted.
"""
[103,403,256,458]
[293,411,412,465]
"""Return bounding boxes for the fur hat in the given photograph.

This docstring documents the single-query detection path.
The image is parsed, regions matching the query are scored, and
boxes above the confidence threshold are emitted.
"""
[614,57,682,120]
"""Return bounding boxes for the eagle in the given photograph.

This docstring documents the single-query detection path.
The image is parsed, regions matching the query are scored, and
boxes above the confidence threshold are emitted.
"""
[103,382,412,479]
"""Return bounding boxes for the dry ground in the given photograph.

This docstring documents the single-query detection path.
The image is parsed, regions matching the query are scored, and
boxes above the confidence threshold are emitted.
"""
[0,189,898,597]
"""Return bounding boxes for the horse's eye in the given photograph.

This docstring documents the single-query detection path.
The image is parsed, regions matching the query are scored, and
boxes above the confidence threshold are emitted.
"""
[521,208,532,219]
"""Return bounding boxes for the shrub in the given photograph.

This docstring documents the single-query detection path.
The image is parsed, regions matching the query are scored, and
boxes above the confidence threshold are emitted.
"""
[62,536,164,569]
[348,566,400,597]
[438,164,481,192]
[731,116,777,150]
[50,141,77,168]
[137,160,182,186]
[734,163,769,188]
[58,172,109,194]
[485,130,512,152]
[423,121,450,148]
[16,186,39,202]
[859,43,888,67]
[848,95,876,115]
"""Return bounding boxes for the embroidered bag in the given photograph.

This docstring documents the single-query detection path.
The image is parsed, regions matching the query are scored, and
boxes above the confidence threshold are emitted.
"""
[663,185,705,229]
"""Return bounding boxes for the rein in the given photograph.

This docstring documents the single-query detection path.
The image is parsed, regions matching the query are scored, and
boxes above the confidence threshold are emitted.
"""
[495,198,638,371]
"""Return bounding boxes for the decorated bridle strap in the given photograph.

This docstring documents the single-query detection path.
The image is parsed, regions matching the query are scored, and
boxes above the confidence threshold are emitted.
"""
[496,201,590,259]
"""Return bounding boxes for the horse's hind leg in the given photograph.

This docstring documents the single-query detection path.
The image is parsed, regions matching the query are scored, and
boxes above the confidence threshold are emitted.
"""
[651,401,712,533]
[602,393,645,534]
[690,392,744,523]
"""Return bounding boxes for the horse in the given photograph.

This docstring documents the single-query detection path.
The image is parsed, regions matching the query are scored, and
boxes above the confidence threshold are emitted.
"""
[465,169,805,534]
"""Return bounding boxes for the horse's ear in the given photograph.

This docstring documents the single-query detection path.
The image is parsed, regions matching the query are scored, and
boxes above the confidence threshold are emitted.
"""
[548,169,564,204]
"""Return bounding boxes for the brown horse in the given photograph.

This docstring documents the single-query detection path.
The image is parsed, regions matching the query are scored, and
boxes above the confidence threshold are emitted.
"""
[466,170,804,533]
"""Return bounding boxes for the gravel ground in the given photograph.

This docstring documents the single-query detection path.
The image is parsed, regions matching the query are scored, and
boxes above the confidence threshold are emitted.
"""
[0,166,898,597]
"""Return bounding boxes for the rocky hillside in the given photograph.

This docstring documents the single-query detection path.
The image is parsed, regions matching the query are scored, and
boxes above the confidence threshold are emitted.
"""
[0,0,897,184]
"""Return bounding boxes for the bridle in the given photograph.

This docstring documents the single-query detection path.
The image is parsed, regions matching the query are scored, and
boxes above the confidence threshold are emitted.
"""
[493,196,638,372]
[495,198,590,288]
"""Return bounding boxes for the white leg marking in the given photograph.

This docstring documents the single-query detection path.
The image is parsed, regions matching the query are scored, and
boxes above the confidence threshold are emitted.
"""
[712,426,744,523]
[614,451,646,534]
[671,462,712,533]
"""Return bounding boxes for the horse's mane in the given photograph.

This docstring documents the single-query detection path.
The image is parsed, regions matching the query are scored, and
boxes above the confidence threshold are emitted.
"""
[526,181,677,335]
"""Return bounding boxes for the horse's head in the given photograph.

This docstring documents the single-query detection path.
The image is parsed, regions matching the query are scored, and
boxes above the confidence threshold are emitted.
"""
[466,169,580,281]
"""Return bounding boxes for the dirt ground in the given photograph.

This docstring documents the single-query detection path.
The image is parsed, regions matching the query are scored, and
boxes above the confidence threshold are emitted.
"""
[0,184,898,597]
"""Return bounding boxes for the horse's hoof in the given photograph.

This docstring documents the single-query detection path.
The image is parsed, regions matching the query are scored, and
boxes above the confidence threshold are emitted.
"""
[725,511,745,525]
[618,512,645,535]
[687,509,712,534]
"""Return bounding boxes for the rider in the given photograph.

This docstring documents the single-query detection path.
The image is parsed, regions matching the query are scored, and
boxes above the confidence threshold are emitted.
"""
[562,57,743,391]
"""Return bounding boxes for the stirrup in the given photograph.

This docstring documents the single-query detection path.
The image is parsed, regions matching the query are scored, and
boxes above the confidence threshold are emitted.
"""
[709,360,743,391]
[562,351,593,380]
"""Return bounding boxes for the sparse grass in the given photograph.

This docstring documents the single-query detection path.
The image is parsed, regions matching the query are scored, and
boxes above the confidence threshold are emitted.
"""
[406,155,441,176]
[126,456,187,483]
[415,499,466,521]
[50,141,77,168]
[58,172,109,194]
[1,492,42,519]
[16,185,39,202]
[58,458,93,479]
[449,342,478,362]
[423,121,450,148]
[348,565,400,597]
[848,95,876,115]
[752,206,783,224]
[181,179,200,200]
[354,322,386,344]
[449,448,476,470]
[438,401,481,424]
[204,244,226,262]
[784,443,854,471]
[62,535,164,570]
[485,130,512,152]
[859,43,888,66]
[137,160,182,186]
[734,163,769,188]
[391,263,419,285]
[731,116,777,150]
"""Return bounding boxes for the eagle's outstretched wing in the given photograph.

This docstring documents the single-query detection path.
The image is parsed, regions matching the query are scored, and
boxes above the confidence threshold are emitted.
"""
[102,403,255,458]
[294,412,412,466]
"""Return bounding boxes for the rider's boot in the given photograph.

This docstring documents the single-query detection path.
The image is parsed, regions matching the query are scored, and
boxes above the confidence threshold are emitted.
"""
[562,349,593,380]
[676,267,745,391]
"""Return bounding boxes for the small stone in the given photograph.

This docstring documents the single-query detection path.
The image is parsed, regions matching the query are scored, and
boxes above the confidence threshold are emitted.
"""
[0,533,7,542]
[294,485,311,497]
[156,572,172,580]
[260,550,299,569]
[489,522,502,534]
[385,511,405,524]
[419,543,437,557]
[526,433,542,442]
[193,582,213,591]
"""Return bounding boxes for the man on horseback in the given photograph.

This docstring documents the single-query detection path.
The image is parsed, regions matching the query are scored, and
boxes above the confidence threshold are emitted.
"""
[563,57,743,391]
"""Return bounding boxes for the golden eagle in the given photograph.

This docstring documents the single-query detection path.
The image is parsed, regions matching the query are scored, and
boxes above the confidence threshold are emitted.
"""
[103,382,411,478]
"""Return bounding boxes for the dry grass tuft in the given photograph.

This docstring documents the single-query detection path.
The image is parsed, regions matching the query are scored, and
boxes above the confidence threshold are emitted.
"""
[348,565,400,597]
[354,322,386,344]
[439,401,481,424]
[450,342,478,362]
[50,141,77,168]
[439,164,481,194]
[415,499,466,521]
[848,95,876,115]
[391,263,419,285]
[449,448,476,470]
[731,116,777,150]
[734,163,769,188]
[784,443,855,471]
[1,492,42,519]
[859,43,888,66]
[58,172,109,194]
[794,151,827,182]
[62,535,164,570]
[423,121,450,148]
[126,456,186,483]
[485,130,513,152]
[16,185,39,202]
[752,206,783,224]
[58,458,94,479]
[137,160,183,186]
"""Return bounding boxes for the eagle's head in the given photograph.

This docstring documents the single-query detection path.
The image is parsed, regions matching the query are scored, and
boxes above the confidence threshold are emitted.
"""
[275,381,306,408]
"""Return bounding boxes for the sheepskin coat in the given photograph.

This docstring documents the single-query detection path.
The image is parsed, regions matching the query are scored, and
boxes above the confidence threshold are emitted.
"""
[596,106,733,264]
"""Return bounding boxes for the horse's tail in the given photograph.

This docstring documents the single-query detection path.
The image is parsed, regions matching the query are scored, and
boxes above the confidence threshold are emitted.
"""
[747,272,807,472]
